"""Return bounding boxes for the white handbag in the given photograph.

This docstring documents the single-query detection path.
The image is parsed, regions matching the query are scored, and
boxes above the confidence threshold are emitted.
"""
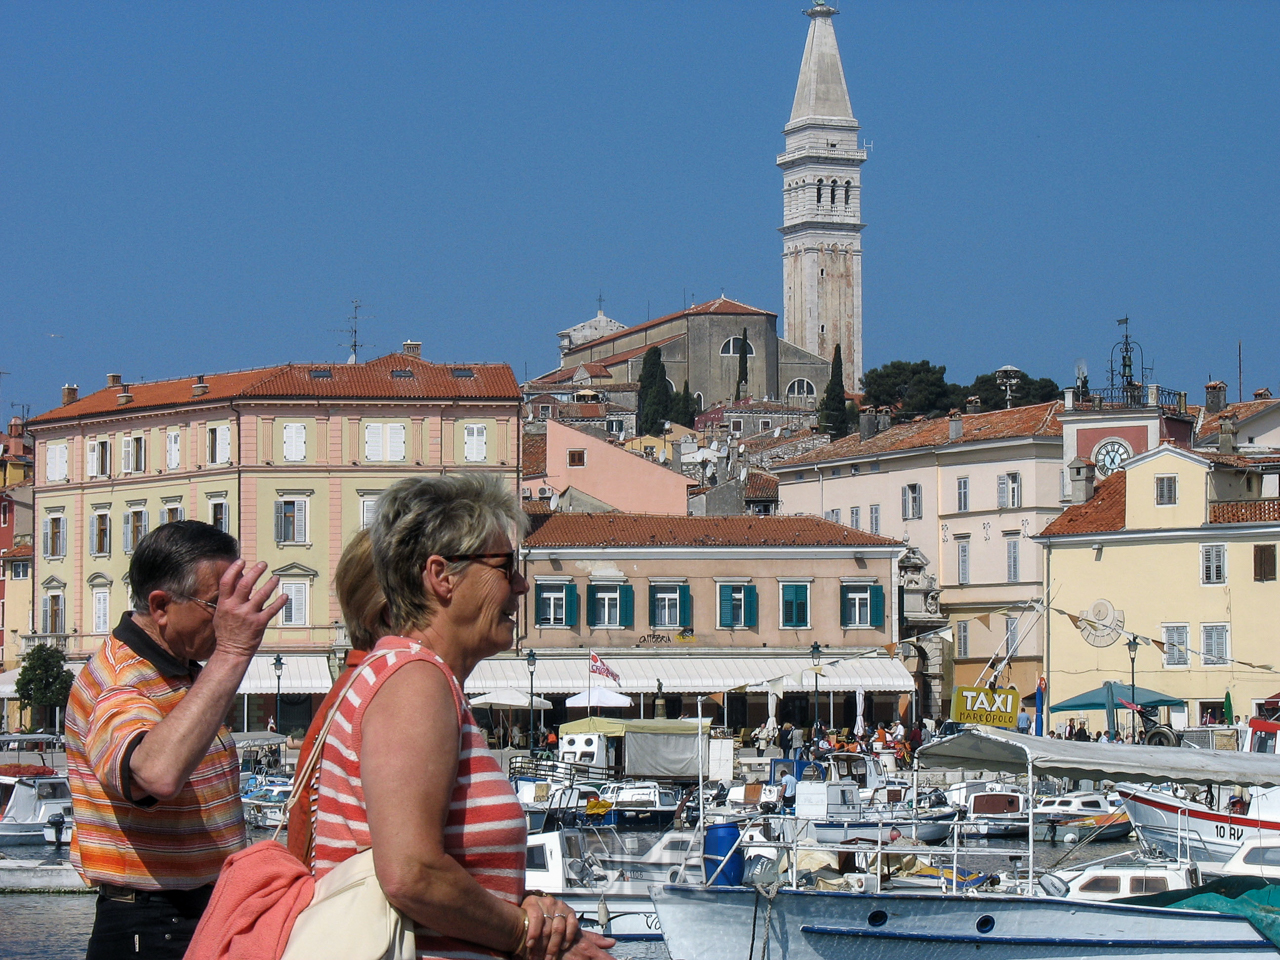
[278,649,416,960]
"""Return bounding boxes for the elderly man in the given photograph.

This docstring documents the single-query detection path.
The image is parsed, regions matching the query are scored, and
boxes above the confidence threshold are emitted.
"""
[65,521,285,959]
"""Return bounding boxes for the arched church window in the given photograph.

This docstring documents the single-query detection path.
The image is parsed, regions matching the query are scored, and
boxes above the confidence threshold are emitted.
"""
[815,180,823,203]
[830,183,837,204]
[787,378,816,398]
[844,181,852,205]
[720,337,756,357]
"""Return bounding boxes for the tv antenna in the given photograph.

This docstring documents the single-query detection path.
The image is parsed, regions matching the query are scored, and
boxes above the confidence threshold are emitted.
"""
[335,300,374,364]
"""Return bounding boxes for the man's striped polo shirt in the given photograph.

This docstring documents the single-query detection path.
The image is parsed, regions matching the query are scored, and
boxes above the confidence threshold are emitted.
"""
[65,613,246,890]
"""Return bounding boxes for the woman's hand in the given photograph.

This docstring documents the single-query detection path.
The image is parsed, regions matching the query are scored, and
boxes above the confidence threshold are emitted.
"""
[520,895,615,960]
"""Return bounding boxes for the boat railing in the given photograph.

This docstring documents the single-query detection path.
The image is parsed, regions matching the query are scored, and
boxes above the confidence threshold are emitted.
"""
[509,755,614,785]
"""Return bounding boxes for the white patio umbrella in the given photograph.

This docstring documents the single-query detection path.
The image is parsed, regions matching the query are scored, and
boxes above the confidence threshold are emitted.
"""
[565,687,633,708]
[470,688,552,710]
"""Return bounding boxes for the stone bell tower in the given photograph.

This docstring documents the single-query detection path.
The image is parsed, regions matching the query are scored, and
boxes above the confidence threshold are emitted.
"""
[779,0,865,390]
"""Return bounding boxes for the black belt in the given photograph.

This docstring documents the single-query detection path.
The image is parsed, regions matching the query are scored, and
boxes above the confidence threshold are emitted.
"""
[98,883,214,904]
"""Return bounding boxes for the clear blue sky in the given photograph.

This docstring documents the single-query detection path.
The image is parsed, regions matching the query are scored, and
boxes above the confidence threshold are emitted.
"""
[3,1,1277,418]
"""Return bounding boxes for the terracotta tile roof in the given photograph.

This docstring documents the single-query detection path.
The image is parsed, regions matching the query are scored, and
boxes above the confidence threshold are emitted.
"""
[1210,500,1280,524]
[524,513,902,548]
[1,542,33,559]
[31,353,519,424]
[0,479,34,495]
[743,426,824,454]
[526,363,614,386]
[744,471,780,501]
[777,402,1063,468]
[551,402,628,419]
[565,297,772,357]
[1197,399,1280,441]
[522,500,553,515]
[1201,453,1280,468]
[1039,472,1127,537]
[522,435,547,477]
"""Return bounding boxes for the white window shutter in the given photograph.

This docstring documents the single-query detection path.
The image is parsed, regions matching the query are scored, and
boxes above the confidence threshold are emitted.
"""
[362,499,377,529]
[365,423,383,461]
[901,486,909,520]
[387,423,406,461]
[88,441,99,478]
[45,445,56,481]
[42,518,50,557]
[294,500,306,542]
[283,582,307,625]
[94,590,110,633]
[122,511,134,552]
[41,596,50,634]
[122,436,133,474]
[274,501,286,542]
[997,475,1009,509]
[216,425,231,464]
[167,430,181,469]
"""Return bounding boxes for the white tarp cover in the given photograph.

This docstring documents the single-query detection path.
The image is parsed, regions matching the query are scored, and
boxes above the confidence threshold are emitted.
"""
[916,726,1280,788]
[625,731,705,778]
[237,655,335,695]
[466,652,913,695]
[0,662,84,699]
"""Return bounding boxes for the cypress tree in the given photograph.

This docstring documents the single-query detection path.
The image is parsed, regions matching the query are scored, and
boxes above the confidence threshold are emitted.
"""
[637,347,671,436]
[818,344,851,438]
[734,327,750,401]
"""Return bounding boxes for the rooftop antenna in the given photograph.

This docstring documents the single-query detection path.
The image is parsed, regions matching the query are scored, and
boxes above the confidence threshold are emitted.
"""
[995,365,1022,409]
[335,299,374,364]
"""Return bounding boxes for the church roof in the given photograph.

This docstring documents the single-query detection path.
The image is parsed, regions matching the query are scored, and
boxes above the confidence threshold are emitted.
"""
[790,4,854,123]
[564,297,772,359]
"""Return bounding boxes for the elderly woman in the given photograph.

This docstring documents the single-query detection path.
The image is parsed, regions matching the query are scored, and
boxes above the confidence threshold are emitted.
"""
[312,476,612,960]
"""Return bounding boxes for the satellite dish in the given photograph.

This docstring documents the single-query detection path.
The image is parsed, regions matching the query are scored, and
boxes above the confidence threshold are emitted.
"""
[774,427,782,438]
[1078,599,1124,647]
[738,443,745,453]
[659,449,667,463]
[739,466,748,482]
[549,491,560,511]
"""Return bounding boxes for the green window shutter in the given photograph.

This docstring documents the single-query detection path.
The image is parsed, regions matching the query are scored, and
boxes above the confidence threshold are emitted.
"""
[648,585,658,627]
[619,585,634,628]
[840,585,852,628]
[782,584,798,627]
[870,584,885,627]
[565,584,578,627]
[796,585,808,627]
[744,585,758,627]
[719,584,732,628]
[585,585,599,627]
[534,585,546,625]
[678,585,692,628]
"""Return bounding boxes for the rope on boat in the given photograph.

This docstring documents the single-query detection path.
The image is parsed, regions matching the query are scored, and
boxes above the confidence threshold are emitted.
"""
[747,881,780,960]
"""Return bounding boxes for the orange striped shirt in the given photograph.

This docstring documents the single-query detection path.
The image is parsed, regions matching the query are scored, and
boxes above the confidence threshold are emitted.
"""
[313,636,526,960]
[64,614,245,890]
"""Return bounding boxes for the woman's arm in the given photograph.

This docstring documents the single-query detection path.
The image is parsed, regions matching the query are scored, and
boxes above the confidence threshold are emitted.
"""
[361,660,614,960]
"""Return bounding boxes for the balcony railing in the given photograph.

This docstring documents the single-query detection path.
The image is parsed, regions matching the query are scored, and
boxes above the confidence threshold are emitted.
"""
[20,634,69,655]
[1066,385,1186,412]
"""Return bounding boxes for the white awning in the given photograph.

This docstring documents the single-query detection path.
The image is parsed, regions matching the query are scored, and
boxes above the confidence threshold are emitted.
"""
[0,662,85,699]
[237,655,335,695]
[465,651,914,696]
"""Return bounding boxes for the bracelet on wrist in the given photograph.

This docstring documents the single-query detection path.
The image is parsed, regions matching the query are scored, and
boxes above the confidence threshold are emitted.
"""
[512,909,530,958]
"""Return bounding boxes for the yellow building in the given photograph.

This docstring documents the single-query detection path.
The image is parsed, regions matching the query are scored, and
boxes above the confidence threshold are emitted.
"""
[1038,445,1280,734]
[23,348,519,732]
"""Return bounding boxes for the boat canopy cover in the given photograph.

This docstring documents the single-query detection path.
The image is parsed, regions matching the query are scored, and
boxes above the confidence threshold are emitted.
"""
[1049,680,1185,713]
[916,727,1280,787]
[558,717,707,736]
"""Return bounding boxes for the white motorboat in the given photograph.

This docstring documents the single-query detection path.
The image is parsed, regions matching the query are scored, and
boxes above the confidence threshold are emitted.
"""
[0,771,74,845]
[1033,790,1133,842]
[242,781,291,829]
[594,827,701,883]
[593,781,683,831]
[945,780,1031,837]
[1036,853,1200,901]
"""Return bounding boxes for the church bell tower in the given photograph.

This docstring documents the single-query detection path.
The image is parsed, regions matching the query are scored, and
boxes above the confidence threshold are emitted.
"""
[779,0,865,390]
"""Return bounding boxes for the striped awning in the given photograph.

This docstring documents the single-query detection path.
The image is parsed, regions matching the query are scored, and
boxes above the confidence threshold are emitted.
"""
[465,650,914,696]
[237,655,336,695]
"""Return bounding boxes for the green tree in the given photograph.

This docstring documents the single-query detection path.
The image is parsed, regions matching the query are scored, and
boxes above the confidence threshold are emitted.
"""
[818,345,850,438]
[861,360,964,417]
[734,327,750,401]
[15,644,75,730]
[669,380,697,429]
[637,347,672,436]
[966,369,1061,412]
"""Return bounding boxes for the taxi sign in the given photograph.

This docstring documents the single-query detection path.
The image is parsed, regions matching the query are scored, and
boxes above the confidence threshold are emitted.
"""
[950,685,1019,727]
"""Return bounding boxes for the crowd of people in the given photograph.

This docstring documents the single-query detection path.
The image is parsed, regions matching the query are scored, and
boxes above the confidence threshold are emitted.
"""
[64,476,613,960]
[747,716,938,766]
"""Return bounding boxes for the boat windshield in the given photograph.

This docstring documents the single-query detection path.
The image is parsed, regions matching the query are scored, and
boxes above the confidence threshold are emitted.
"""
[36,780,71,800]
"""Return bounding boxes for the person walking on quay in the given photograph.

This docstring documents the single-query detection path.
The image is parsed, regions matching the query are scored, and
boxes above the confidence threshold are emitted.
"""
[1016,707,1031,734]
[64,522,286,959]
[779,721,794,760]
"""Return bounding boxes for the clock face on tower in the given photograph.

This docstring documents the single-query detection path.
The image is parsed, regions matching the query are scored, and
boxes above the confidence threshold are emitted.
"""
[1094,440,1131,478]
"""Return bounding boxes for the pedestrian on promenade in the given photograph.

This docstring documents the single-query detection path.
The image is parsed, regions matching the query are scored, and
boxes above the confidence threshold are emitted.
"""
[64,521,285,959]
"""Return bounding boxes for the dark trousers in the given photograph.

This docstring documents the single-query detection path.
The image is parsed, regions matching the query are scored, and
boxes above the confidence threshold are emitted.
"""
[86,885,213,960]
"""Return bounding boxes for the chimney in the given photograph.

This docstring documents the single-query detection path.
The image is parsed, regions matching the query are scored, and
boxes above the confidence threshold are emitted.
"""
[402,340,422,359]
[1219,414,1238,455]
[1205,381,1228,415]
[107,373,122,388]
[1254,387,1273,401]
[876,408,892,432]
[859,411,877,441]
[117,385,133,405]
[1068,457,1096,504]
[948,410,963,442]
[1063,387,1075,409]
[8,416,22,436]
[62,384,79,406]
[192,375,209,397]
[966,395,981,415]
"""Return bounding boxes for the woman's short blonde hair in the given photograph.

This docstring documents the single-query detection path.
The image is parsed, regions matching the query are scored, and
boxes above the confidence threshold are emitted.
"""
[369,474,527,633]
[333,528,389,651]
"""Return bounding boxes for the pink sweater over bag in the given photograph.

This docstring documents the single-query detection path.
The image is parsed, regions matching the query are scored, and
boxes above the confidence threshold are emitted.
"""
[183,839,315,960]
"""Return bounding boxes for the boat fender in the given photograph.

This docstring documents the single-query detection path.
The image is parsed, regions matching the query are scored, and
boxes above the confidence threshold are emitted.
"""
[1062,832,1079,844]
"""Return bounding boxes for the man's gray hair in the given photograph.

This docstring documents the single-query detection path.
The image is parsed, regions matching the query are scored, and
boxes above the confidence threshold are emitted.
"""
[129,521,240,613]
[369,474,528,632]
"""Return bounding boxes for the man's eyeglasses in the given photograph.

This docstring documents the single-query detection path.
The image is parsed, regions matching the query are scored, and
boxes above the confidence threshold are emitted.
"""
[176,595,219,613]
[443,551,518,582]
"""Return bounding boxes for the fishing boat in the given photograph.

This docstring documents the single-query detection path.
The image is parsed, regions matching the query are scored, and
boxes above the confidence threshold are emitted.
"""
[0,769,74,845]
[945,779,1031,837]
[1033,790,1133,842]
[591,781,683,831]
[594,827,701,883]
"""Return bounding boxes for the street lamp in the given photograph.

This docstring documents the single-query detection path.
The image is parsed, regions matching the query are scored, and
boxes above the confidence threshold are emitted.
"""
[1127,637,1140,741]
[526,648,537,756]
[273,653,284,735]
[810,641,822,745]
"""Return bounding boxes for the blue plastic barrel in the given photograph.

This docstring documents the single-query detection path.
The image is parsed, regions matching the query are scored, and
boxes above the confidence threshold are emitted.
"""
[702,822,745,886]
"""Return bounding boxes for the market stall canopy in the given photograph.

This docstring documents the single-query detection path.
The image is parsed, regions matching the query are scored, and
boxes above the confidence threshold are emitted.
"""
[470,689,552,709]
[558,717,708,736]
[237,655,335,695]
[0,662,85,699]
[465,652,912,695]
[916,727,1280,788]
[1050,681,1184,713]
[565,687,633,708]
